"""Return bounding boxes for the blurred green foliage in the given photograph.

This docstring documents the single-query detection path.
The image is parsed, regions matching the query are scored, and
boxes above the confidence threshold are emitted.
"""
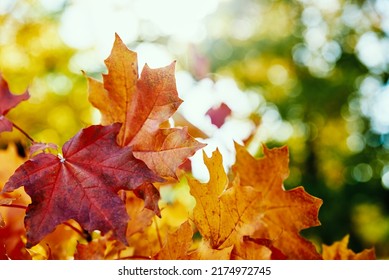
[0,0,92,148]
[1,0,389,258]
[201,0,389,258]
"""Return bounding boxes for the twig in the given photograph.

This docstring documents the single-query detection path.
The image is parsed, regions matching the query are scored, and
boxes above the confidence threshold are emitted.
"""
[12,122,35,143]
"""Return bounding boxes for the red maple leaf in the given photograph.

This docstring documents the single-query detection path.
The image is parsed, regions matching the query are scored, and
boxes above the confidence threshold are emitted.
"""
[0,74,29,133]
[2,124,163,247]
[206,102,232,128]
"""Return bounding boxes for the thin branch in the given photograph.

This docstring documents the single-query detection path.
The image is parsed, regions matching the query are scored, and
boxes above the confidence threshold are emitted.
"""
[12,122,35,143]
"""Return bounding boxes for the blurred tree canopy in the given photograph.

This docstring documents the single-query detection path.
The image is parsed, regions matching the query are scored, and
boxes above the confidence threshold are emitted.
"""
[1,0,389,258]
[200,0,389,257]
[0,0,92,148]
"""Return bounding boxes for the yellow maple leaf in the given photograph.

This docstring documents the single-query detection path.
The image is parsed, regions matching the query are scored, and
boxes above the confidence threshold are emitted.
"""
[188,149,262,251]
[322,235,375,260]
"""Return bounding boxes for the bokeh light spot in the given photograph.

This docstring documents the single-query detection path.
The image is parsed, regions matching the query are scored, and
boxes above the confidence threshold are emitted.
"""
[352,163,373,183]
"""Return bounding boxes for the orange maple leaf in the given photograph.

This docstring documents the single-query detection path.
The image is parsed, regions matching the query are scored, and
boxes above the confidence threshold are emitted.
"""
[153,221,193,260]
[73,233,127,260]
[322,235,375,260]
[87,34,205,180]
[125,191,155,239]
[74,239,107,260]
[0,198,13,228]
[188,242,233,260]
[0,145,31,260]
[232,143,323,259]
[231,237,273,260]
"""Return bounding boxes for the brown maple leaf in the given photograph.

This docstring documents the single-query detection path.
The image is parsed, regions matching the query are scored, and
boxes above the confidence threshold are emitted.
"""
[0,74,29,133]
[188,149,262,255]
[322,235,375,260]
[2,124,163,247]
[87,34,205,179]
[233,143,323,259]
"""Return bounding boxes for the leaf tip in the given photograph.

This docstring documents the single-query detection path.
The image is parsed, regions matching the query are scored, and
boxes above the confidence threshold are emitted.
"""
[114,32,123,43]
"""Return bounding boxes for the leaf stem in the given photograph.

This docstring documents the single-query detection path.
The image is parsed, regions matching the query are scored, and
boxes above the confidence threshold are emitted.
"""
[0,204,93,243]
[153,216,163,249]
[117,255,151,260]
[12,122,35,143]
[63,221,92,241]
[0,204,27,210]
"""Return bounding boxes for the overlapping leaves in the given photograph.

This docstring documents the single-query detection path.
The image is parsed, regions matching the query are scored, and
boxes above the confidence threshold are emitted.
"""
[3,124,162,247]
[88,34,205,179]
[0,35,376,259]
[183,145,323,259]
[1,35,203,248]
[322,235,375,260]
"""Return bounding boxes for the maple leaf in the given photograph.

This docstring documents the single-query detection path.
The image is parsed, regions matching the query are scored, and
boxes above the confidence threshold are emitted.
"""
[33,222,82,260]
[188,242,233,260]
[154,221,193,260]
[131,127,204,180]
[232,143,323,259]
[29,142,59,157]
[0,242,7,259]
[231,238,273,260]
[322,235,376,260]
[73,231,130,260]
[0,144,31,259]
[0,74,29,133]
[0,144,25,188]
[206,102,232,128]
[88,34,205,179]
[133,183,161,217]
[0,195,31,259]
[0,198,14,228]
[2,124,163,247]
[125,191,155,238]
[188,150,262,251]
[0,213,4,229]
[232,237,287,260]
[74,239,107,260]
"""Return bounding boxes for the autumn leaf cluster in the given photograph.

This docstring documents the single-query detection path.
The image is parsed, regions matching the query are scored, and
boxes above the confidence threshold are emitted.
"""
[0,34,375,260]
